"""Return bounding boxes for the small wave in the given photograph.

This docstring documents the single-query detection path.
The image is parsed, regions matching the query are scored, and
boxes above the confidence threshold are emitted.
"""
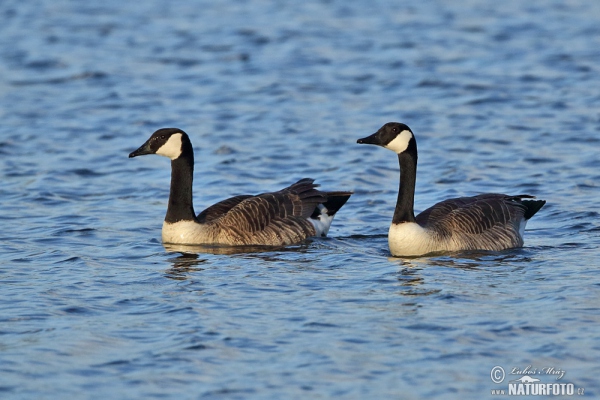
[11,71,107,86]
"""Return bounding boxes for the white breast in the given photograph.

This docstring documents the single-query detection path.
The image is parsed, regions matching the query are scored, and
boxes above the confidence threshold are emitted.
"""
[162,220,210,244]
[388,222,438,256]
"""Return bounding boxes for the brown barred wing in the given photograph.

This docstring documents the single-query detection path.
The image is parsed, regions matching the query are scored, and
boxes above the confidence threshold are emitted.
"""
[196,195,253,223]
[208,178,326,246]
[416,194,529,250]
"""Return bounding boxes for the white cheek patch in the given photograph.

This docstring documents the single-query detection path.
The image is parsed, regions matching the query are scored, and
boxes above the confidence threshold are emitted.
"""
[156,133,183,160]
[385,130,413,154]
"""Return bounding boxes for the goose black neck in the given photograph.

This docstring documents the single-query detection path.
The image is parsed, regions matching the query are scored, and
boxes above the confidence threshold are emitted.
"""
[392,147,417,224]
[165,149,197,224]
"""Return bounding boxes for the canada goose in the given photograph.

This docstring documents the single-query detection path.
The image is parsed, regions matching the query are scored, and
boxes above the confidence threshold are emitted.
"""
[357,122,546,256]
[129,128,352,246]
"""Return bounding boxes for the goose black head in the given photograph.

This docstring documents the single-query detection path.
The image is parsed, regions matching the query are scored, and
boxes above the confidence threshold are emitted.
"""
[129,128,190,160]
[357,122,416,154]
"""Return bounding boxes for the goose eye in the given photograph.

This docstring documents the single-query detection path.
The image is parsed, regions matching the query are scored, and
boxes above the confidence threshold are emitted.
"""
[160,135,166,140]
[392,127,398,134]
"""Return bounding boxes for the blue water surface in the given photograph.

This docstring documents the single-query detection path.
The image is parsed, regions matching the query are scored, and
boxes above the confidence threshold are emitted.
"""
[1,0,599,398]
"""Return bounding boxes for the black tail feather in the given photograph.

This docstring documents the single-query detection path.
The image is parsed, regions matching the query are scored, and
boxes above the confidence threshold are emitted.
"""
[522,199,546,220]
[319,191,353,216]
